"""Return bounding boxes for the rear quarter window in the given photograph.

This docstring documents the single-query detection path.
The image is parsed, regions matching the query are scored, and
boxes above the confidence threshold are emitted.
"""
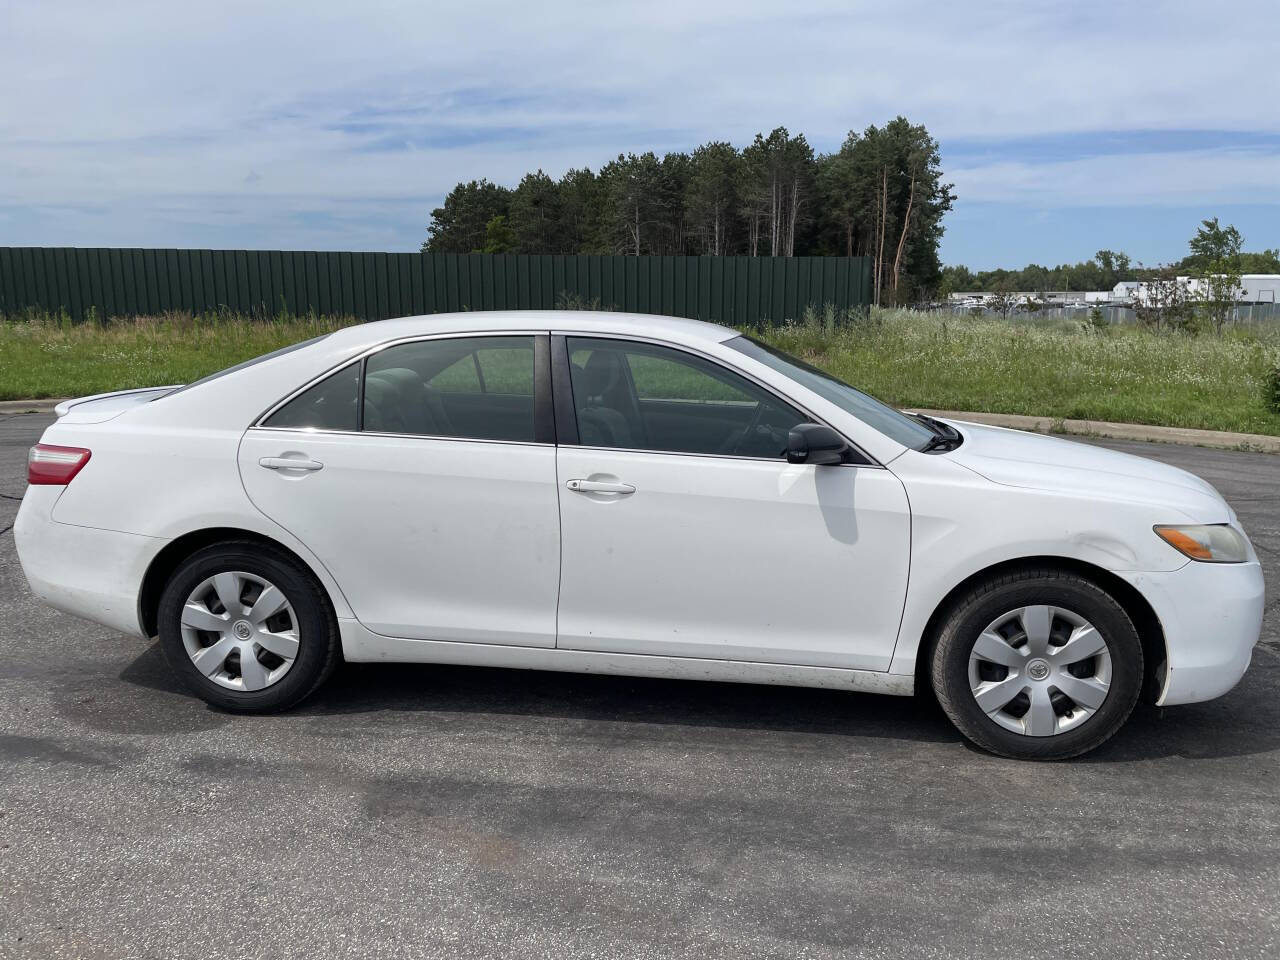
[261,363,360,431]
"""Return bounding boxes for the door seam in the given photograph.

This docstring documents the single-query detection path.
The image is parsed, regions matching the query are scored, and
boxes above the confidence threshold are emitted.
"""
[553,444,565,650]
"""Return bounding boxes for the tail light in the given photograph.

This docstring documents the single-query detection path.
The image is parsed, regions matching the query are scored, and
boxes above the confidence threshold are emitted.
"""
[28,444,92,485]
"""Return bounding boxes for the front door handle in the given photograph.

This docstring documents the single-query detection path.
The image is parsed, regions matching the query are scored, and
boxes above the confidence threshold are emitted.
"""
[259,456,324,472]
[566,478,635,495]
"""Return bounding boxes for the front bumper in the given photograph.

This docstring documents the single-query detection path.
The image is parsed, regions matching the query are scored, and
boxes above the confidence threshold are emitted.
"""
[14,487,160,638]
[1120,559,1265,706]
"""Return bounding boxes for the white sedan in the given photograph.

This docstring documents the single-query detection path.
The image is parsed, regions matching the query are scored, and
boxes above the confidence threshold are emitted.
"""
[15,312,1264,759]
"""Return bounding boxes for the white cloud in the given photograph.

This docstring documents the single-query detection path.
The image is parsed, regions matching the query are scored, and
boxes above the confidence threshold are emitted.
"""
[950,146,1280,207]
[1,0,1278,249]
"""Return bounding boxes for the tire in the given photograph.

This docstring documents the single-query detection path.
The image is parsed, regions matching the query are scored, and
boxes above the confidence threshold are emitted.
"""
[930,568,1143,760]
[157,540,340,712]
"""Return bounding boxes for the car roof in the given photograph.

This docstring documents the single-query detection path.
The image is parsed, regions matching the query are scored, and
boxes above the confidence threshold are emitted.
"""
[321,310,739,353]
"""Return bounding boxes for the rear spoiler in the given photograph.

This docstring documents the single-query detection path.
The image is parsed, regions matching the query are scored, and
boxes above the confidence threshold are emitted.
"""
[54,385,183,419]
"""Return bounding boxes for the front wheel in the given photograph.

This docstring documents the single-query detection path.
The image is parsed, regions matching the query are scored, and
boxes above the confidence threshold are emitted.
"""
[157,540,340,712]
[930,569,1144,760]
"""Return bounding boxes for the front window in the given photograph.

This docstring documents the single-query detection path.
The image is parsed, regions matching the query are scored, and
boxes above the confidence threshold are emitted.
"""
[566,337,807,458]
[726,336,934,449]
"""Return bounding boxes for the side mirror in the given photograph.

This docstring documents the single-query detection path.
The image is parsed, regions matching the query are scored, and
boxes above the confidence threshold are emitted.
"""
[787,423,849,465]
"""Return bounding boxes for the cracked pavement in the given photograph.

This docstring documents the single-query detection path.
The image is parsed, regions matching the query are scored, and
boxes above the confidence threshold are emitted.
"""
[0,414,1276,959]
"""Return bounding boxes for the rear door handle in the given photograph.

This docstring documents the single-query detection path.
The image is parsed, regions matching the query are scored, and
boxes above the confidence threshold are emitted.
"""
[259,457,324,472]
[566,478,635,495]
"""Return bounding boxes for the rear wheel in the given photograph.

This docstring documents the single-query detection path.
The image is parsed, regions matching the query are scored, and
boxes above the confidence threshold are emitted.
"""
[158,541,339,712]
[930,569,1143,760]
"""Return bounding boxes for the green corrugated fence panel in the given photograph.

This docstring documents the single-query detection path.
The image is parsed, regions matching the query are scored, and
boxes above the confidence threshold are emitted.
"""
[0,250,11,313]
[51,248,70,318]
[5,249,17,311]
[0,250,15,312]
[22,249,40,313]
[0,248,872,325]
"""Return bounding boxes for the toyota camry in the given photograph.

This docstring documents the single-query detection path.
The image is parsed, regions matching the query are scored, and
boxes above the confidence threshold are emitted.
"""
[15,311,1264,759]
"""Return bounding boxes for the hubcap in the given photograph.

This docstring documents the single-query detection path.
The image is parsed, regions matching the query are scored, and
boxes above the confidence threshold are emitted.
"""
[967,605,1112,738]
[179,571,300,692]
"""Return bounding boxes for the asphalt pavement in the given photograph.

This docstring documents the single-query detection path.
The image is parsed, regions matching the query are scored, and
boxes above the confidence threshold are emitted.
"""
[0,413,1276,959]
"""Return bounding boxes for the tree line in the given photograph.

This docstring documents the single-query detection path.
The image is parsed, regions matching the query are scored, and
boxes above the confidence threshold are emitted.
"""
[943,238,1280,295]
[951,218,1274,337]
[422,118,955,304]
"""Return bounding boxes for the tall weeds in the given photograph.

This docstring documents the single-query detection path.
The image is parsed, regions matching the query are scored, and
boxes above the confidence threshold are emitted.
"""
[3,307,1279,435]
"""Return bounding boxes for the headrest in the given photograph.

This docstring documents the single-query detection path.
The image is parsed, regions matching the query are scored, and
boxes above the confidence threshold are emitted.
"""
[581,350,622,398]
[363,375,397,402]
[368,367,422,392]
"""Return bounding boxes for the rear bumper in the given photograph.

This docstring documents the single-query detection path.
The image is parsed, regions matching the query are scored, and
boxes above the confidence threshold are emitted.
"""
[14,487,158,638]
[1120,559,1265,706]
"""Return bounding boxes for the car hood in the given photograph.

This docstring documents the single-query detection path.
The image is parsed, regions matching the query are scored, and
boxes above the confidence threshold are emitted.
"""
[939,418,1231,522]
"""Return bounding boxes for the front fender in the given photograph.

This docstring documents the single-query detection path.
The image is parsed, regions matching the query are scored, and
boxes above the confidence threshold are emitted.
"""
[886,455,1193,676]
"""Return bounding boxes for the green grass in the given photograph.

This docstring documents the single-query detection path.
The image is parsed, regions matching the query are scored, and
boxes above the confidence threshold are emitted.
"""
[764,309,1280,436]
[3,308,1279,436]
[0,311,353,400]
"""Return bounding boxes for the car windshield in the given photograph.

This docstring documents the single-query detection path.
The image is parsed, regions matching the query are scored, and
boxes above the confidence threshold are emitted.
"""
[162,335,332,398]
[727,335,935,450]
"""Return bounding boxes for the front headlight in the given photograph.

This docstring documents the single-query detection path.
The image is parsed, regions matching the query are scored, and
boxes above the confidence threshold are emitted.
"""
[1154,524,1249,563]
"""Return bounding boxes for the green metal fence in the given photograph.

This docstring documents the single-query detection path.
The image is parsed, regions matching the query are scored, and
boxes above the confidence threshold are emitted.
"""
[0,248,872,326]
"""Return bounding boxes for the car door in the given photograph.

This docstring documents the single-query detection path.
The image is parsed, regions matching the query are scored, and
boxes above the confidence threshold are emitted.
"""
[238,333,560,648]
[553,335,912,671]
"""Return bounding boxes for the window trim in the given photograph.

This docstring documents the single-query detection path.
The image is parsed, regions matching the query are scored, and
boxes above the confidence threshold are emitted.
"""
[249,425,555,450]
[355,356,367,432]
[249,328,880,466]
[552,333,878,467]
[252,329,556,446]
[550,335,580,446]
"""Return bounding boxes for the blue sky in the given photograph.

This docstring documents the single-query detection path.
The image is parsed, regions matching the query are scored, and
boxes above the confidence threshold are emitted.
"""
[2,0,1277,270]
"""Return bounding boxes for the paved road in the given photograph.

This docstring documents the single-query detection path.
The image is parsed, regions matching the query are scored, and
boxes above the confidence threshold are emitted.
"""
[0,413,1276,960]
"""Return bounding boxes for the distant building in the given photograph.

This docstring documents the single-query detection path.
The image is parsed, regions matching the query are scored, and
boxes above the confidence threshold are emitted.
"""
[948,290,1121,308]
[949,275,1279,312]
[1127,274,1280,306]
[1237,274,1280,303]
[1130,277,1190,306]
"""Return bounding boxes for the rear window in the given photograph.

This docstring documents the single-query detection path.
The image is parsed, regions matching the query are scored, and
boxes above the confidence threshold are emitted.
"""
[165,335,331,398]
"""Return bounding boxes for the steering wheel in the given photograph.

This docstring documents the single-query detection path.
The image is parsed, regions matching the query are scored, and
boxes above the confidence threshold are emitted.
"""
[728,401,788,457]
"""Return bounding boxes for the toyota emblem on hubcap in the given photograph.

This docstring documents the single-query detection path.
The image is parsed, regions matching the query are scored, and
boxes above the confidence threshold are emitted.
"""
[1027,658,1050,681]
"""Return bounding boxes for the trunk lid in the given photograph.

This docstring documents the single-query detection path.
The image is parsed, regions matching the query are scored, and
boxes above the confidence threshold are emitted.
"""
[53,386,181,424]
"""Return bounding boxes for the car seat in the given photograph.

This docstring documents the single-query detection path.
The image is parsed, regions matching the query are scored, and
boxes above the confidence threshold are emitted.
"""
[574,352,638,447]
[364,367,452,435]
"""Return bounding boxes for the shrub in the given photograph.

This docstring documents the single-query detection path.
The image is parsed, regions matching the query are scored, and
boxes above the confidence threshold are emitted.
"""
[554,292,612,311]
[1265,366,1280,414]
[795,303,869,332]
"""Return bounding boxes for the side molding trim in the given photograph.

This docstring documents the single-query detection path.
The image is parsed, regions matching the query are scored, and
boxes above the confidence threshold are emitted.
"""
[339,620,915,696]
